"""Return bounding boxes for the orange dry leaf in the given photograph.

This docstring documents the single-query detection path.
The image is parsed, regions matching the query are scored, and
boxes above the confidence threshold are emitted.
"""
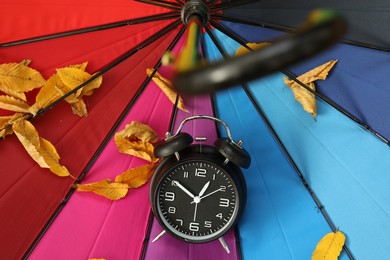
[0,61,45,93]
[235,42,271,56]
[117,121,158,143]
[146,68,188,112]
[0,113,26,139]
[56,65,103,117]
[75,179,129,200]
[115,137,157,163]
[115,121,159,162]
[0,95,30,113]
[284,60,338,118]
[12,119,71,177]
[312,231,346,260]
[115,164,157,188]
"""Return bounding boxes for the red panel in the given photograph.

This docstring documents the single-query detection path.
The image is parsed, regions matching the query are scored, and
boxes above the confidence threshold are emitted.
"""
[0,0,168,43]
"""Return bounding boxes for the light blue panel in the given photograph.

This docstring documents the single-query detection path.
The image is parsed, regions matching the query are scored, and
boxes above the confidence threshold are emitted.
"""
[248,74,390,260]
[206,28,390,260]
[205,32,336,259]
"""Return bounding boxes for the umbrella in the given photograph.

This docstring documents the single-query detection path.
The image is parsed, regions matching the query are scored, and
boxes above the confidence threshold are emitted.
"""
[0,0,389,259]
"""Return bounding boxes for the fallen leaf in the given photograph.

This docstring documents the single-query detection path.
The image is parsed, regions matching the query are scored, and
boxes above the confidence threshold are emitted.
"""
[0,95,30,113]
[29,74,64,115]
[115,136,158,163]
[116,121,158,143]
[12,119,71,177]
[235,42,271,56]
[0,62,45,93]
[0,84,27,101]
[114,121,159,162]
[284,60,338,118]
[312,231,346,260]
[146,68,188,112]
[0,113,26,138]
[115,164,157,188]
[75,179,129,200]
[56,66,103,116]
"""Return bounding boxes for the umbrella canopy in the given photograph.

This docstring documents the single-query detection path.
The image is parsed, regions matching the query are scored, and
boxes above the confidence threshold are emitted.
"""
[1,0,389,259]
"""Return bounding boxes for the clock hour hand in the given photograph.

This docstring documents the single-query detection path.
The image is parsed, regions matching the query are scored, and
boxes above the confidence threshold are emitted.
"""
[173,181,195,199]
[198,181,210,197]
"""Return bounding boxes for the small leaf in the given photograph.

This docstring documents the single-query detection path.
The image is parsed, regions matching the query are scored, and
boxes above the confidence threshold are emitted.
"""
[312,231,346,260]
[116,121,158,143]
[0,95,30,113]
[235,42,271,56]
[12,119,70,177]
[0,62,45,93]
[114,121,159,162]
[283,60,338,118]
[0,113,25,139]
[115,135,158,163]
[29,74,64,115]
[0,84,27,101]
[146,68,188,112]
[56,67,102,117]
[75,179,129,200]
[115,164,157,188]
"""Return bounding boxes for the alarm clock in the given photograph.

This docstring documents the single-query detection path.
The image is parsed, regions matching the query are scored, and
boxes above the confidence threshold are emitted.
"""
[150,115,250,246]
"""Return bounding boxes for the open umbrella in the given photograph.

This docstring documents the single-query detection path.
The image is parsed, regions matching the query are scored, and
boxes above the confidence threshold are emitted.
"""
[0,0,389,259]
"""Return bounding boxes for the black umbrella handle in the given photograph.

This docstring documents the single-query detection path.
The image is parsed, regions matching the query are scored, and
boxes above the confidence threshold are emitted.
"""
[173,10,347,95]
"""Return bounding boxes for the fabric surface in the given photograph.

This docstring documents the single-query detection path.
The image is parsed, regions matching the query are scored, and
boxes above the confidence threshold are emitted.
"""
[209,26,390,259]
[223,0,390,50]
[0,20,179,259]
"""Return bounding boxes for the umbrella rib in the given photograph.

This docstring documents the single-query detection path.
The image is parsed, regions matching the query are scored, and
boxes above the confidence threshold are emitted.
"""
[35,19,183,117]
[205,25,357,259]
[0,12,180,47]
[135,0,182,11]
[23,23,187,260]
[208,19,389,146]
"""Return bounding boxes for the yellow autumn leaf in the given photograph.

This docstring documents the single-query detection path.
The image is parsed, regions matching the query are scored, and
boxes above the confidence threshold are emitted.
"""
[12,119,71,177]
[56,67,103,116]
[284,60,338,118]
[115,164,157,188]
[146,68,188,112]
[235,42,271,56]
[0,95,30,113]
[0,62,45,93]
[0,113,26,139]
[29,74,64,115]
[75,179,129,200]
[312,231,346,260]
[115,135,158,163]
[117,121,158,143]
[0,84,27,101]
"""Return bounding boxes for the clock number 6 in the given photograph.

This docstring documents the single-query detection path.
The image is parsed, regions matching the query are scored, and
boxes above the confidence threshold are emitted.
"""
[189,222,199,231]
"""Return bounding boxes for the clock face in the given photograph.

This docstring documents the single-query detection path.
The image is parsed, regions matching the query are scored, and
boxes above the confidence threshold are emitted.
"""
[155,160,239,242]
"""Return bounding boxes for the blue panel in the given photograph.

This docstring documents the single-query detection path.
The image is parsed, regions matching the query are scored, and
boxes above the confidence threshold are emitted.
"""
[222,21,390,141]
[206,27,390,259]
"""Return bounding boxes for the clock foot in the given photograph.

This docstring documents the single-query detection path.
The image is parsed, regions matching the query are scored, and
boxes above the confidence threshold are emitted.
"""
[152,230,166,243]
[218,236,231,254]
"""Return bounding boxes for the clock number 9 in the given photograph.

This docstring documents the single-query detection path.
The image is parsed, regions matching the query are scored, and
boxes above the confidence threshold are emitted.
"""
[165,192,175,201]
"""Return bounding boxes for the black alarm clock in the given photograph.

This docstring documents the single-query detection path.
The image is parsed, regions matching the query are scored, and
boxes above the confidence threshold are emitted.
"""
[150,115,250,250]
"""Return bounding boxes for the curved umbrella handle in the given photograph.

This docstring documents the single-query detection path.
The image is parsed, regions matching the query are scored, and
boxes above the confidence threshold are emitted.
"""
[173,10,347,95]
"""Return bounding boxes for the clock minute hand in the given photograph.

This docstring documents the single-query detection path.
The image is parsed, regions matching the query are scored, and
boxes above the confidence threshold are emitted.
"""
[173,181,195,198]
[192,188,223,204]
